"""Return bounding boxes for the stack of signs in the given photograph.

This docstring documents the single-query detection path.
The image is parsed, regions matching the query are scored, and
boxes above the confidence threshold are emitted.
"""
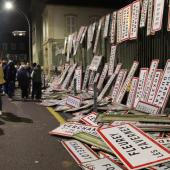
[98,124,170,170]
[89,56,102,71]
[108,45,117,76]
[116,61,139,104]
[130,0,140,39]
[152,0,165,32]
[140,0,149,28]
[66,96,82,108]
[103,14,110,38]
[110,11,117,44]
[121,5,131,42]
[62,140,99,165]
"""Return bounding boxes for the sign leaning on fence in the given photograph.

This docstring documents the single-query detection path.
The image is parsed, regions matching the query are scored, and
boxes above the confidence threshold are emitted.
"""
[130,0,141,39]
[153,59,170,109]
[140,0,149,28]
[110,11,117,44]
[117,9,123,43]
[147,0,154,36]
[98,124,170,170]
[152,0,165,32]
[103,14,110,38]
[89,55,102,71]
[108,45,117,76]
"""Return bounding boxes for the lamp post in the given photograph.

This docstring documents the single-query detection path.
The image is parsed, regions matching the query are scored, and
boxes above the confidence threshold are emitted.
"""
[4,1,32,63]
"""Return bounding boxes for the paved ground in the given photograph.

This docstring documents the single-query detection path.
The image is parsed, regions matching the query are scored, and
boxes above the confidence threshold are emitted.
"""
[0,94,80,170]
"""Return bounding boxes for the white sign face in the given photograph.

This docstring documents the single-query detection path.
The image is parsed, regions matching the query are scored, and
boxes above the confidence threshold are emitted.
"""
[147,0,154,36]
[58,65,70,84]
[130,0,140,39]
[88,71,95,86]
[89,56,102,71]
[150,162,170,170]
[93,18,103,54]
[140,0,149,28]
[153,60,170,108]
[152,0,165,32]
[82,157,124,170]
[62,140,98,164]
[87,23,96,50]
[117,9,123,43]
[103,14,110,38]
[112,69,127,101]
[156,138,170,146]
[49,122,98,137]
[98,64,122,101]
[142,59,159,101]
[108,45,117,76]
[168,3,170,31]
[63,37,68,54]
[75,67,82,91]
[98,124,170,170]
[148,69,163,104]
[67,34,74,61]
[66,95,81,108]
[110,11,117,44]
[121,5,131,41]
[82,65,90,90]
[62,64,77,89]
[116,61,139,104]
[97,64,109,91]
[81,112,98,126]
[136,101,160,114]
[134,68,148,107]
[126,77,139,108]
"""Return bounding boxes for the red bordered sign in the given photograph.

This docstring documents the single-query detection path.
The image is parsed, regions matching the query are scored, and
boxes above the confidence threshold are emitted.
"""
[49,122,98,137]
[98,124,170,170]
[126,77,139,108]
[81,112,98,126]
[147,69,163,104]
[130,0,141,39]
[152,0,165,32]
[62,140,99,164]
[153,59,170,108]
[134,68,148,108]
[136,101,160,114]
[117,9,123,43]
[66,95,82,108]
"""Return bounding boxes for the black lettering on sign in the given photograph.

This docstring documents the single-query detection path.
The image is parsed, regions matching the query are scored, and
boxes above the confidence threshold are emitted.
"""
[102,164,115,170]
[151,149,164,158]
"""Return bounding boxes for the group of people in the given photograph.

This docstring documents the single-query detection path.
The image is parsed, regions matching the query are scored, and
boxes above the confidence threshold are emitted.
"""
[0,60,42,115]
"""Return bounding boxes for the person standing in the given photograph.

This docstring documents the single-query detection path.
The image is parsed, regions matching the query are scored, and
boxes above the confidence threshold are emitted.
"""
[31,64,42,100]
[6,61,17,100]
[0,62,5,115]
[17,65,30,100]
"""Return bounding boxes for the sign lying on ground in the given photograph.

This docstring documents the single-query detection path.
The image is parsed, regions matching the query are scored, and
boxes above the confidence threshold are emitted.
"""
[98,124,170,170]
[80,112,97,126]
[81,157,125,170]
[66,95,82,108]
[136,101,160,115]
[62,140,99,164]
[49,122,98,137]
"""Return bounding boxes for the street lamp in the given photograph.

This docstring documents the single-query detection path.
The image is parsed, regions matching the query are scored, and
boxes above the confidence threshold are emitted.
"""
[4,1,32,63]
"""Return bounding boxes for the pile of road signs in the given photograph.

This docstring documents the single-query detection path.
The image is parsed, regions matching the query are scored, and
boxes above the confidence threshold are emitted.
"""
[40,57,170,169]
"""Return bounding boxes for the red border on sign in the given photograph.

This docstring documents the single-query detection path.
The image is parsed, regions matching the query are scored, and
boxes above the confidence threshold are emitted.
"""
[151,0,164,32]
[136,100,161,114]
[62,141,99,164]
[98,124,170,169]
[130,0,141,40]
[81,112,97,126]
[153,59,170,108]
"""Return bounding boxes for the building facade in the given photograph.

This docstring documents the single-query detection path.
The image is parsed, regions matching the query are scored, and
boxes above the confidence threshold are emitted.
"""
[32,4,112,74]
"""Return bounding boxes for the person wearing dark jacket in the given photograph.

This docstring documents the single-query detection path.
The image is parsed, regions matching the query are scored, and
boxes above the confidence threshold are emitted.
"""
[17,66,30,100]
[31,64,42,100]
[6,61,16,100]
